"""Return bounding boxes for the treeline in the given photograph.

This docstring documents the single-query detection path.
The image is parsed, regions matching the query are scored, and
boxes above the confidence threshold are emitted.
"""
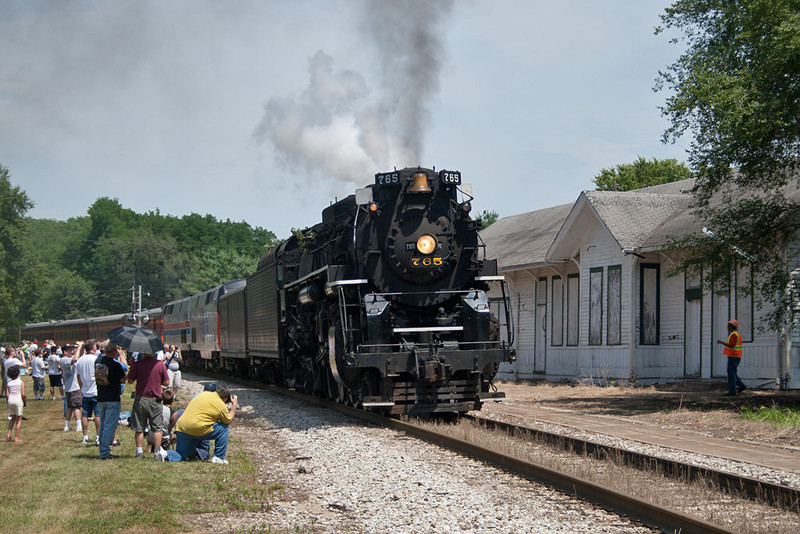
[2,166,276,332]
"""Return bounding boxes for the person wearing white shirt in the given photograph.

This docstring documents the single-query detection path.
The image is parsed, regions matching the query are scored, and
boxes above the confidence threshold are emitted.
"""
[75,341,100,445]
[60,345,82,432]
[30,349,47,400]
[47,349,63,400]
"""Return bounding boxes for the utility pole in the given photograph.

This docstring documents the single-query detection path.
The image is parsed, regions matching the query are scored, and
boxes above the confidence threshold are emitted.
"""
[131,282,143,325]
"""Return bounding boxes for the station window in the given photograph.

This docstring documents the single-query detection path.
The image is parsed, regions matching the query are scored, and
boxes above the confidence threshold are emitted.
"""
[640,264,660,345]
[735,262,754,342]
[589,268,603,346]
[607,265,622,345]
[566,274,579,346]
[551,276,564,346]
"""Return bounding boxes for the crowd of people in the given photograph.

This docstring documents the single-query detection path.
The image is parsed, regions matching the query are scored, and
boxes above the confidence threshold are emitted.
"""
[2,339,237,464]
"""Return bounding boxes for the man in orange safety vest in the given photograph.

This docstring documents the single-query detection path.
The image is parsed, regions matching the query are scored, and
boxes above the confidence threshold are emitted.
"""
[717,319,746,396]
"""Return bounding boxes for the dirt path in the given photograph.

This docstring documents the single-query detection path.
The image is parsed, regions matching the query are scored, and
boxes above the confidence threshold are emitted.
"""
[493,381,800,448]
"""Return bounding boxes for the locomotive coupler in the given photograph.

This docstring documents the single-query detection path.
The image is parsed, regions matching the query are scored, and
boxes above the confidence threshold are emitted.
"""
[423,361,444,383]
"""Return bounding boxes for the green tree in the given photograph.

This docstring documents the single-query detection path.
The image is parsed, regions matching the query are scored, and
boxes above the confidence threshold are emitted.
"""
[18,217,92,320]
[0,164,33,335]
[593,157,693,191]
[16,194,277,324]
[30,268,101,321]
[656,0,800,329]
[475,210,499,230]
[181,248,261,295]
[85,229,189,314]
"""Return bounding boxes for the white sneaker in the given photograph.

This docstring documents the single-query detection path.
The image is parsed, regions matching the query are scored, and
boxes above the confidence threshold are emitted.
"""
[76,421,82,432]
[52,397,56,401]
[210,456,228,465]
[63,423,70,432]
[81,436,89,444]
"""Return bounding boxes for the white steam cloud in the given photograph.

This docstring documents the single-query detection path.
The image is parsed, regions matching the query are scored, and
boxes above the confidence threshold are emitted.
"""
[253,0,454,185]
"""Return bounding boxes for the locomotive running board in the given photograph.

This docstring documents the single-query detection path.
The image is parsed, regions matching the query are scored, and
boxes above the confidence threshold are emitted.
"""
[393,326,464,333]
[362,398,396,408]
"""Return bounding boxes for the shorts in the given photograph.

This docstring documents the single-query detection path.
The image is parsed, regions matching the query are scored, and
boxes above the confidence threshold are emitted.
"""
[66,390,83,411]
[81,396,98,418]
[168,369,181,388]
[49,374,63,388]
[33,376,45,393]
[7,397,23,417]
[130,397,165,434]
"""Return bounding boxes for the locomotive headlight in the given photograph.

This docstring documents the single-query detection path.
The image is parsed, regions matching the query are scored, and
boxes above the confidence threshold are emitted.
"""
[416,234,437,255]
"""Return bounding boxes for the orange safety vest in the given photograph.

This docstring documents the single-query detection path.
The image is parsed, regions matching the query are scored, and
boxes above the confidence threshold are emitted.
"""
[723,330,743,358]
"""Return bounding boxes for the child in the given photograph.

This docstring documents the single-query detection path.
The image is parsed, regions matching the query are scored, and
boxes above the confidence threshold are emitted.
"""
[6,366,26,442]
[145,388,175,452]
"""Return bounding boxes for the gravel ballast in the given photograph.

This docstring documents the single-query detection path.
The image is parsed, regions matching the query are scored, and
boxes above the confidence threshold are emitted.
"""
[181,375,657,533]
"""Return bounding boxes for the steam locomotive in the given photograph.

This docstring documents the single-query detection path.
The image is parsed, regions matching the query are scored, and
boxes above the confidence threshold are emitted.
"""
[24,167,515,415]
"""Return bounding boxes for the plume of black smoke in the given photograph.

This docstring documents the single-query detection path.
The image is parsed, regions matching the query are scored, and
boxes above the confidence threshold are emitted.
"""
[253,0,454,185]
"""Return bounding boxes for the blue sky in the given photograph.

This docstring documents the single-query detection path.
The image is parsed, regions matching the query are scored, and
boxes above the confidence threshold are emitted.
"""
[1,0,689,238]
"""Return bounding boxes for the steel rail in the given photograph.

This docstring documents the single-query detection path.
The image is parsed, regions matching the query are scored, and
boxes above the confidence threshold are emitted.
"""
[260,385,736,534]
[464,414,800,510]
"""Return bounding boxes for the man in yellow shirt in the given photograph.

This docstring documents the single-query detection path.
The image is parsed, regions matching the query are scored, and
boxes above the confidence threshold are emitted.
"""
[174,384,238,464]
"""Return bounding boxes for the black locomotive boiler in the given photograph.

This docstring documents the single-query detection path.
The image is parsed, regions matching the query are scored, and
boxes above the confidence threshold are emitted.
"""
[245,167,514,414]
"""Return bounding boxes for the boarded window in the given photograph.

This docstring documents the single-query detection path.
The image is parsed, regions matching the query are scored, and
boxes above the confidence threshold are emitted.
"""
[607,265,621,345]
[589,268,603,345]
[735,263,754,342]
[551,276,563,346]
[640,264,660,345]
[567,274,579,346]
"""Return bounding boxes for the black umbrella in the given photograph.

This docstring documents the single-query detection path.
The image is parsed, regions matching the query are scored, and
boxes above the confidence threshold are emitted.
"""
[107,324,164,354]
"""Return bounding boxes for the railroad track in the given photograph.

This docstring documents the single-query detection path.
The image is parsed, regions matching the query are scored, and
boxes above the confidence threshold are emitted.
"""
[463,414,800,510]
[206,375,732,534]
[191,372,798,533]
[306,397,739,534]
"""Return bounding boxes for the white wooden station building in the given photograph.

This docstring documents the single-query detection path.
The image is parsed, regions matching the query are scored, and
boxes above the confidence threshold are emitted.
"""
[481,179,800,389]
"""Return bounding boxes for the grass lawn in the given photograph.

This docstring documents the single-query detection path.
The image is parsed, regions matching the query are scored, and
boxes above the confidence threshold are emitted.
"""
[0,376,264,534]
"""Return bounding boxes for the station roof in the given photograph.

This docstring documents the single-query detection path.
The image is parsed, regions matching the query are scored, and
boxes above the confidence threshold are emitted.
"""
[481,179,698,270]
[480,203,572,270]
